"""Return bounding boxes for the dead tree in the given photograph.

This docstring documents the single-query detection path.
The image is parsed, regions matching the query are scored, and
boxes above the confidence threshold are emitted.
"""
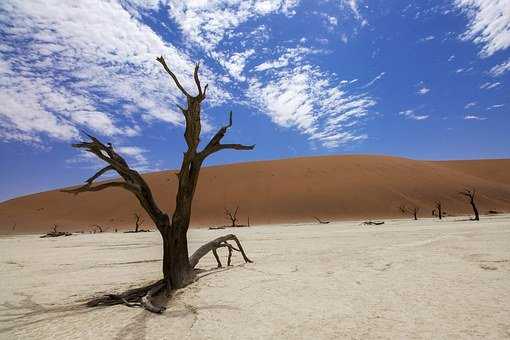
[225,206,239,227]
[62,57,254,313]
[459,188,479,221]
[92,224,106,233]
[431,201,443,220]
[125,213,152,233]
[399,205,419,220]
[134,213,143,232]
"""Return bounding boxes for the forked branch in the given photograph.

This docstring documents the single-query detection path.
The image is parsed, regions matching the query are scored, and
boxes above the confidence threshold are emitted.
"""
[61,134,166,228]
[199,111,254,159]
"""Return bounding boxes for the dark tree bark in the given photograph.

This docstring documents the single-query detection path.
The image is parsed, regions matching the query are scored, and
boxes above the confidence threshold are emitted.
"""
[460,188,480,221]
[62,57,254,313]
[135,213,143,232]
[399,205,419,220]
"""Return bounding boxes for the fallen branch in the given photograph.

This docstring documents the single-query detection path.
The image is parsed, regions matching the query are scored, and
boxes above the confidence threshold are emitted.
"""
[313,216,330,224]
[360,220,385,226]
[40,225,72,238]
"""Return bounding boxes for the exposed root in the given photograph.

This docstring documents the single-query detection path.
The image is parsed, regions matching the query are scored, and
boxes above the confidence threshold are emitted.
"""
[86,279,168,313]
[84,234,252,313]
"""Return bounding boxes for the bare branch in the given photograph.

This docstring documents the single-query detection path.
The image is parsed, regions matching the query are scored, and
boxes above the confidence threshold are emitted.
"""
[85,165,114,184]
[199,111,254,159]
[193,63,204,98]
[62,181,136,195]
[156,56,191,98]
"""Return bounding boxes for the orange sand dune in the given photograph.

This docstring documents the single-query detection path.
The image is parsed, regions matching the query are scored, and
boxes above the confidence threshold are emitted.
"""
[1,155,510,234]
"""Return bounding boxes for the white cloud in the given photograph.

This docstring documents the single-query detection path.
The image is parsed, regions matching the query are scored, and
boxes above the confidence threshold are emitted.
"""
[455,0,510,57]
[488,103,504,109]
[399,110,429,121]
[490,57,510,76]
[343,0,368,26]
[464,114,487,120]
[480,81,501,89]
[117,146,148,166]
[448,55,456,62]
[212,49,255,81]
[168,0,300,51]
[417,86,431,95]
[340,34,349,44]
[419,35,435,42]
[456,67,474,73]
[247,65,375,148]
[0,0,228,144]
[254,47,320,72]
[361,72,386,88]
[465,101,477,108]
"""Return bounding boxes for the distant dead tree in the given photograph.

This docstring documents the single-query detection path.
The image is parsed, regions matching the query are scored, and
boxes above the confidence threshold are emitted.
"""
[399,205,419,220]
[125,213,152,233]
[134,213,143,232]
[225,206,239,227]
[62,57,254,313]
[313,216,330,224]
[432,201,443,219]
[459,188,479,221]
[92,224,105,233]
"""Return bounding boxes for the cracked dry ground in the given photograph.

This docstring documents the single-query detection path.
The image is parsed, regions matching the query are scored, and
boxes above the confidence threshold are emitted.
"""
[1,215,510,339]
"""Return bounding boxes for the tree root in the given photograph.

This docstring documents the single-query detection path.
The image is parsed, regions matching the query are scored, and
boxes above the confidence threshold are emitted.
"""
[85,234,251,313]
[86,279,168,313]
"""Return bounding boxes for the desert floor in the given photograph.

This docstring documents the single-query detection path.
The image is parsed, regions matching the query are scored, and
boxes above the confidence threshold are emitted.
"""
[1,216,510,339]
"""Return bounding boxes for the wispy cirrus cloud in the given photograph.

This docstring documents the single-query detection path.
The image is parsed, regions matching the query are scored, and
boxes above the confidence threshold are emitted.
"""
[480,81,501,89]
[0,0,227,144]
[465,101,477,109]
[247,64,375,148]
[454,0,510,57]
[464,114,487,120]
[399,110,429,121]
[417,86,431,95]
[168,0,300,52]
[490,58,510,76]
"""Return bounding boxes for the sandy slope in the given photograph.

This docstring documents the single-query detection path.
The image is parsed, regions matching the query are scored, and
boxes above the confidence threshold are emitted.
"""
[1,216,509,339]
[1,155,510,234]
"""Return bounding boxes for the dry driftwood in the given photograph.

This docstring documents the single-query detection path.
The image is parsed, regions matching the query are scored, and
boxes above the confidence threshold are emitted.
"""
[40,225,72,238]
[313,216,330,224]
[360,220,385,226]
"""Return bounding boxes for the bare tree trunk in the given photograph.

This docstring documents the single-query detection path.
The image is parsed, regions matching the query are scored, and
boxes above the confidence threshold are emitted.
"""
[460,189,479,221]
[62,58,254,313]
[471,198,479,221]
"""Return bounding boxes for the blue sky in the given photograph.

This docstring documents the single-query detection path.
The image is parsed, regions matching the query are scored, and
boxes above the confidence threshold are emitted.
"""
[0,0,509,201]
